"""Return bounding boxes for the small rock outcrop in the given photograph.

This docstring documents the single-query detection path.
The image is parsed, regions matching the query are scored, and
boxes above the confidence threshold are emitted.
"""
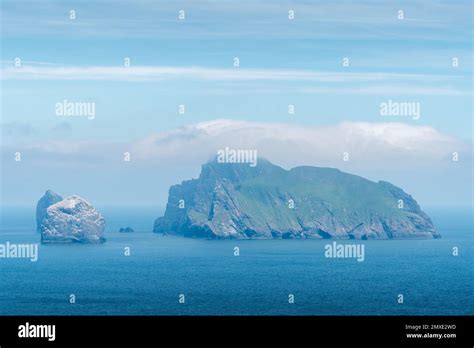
[36,190,106,243]
[119,227,134,233]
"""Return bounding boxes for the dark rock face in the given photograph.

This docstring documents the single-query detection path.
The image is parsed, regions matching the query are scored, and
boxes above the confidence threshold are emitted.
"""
[36,190,106,243]
[154,159,438,240]
[119,227,135,233]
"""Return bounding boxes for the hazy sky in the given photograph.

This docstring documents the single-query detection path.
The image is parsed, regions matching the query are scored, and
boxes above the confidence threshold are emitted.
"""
[0,0,472,208]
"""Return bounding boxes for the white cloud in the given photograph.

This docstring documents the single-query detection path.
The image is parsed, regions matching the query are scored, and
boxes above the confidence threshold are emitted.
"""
[130,119,468,170]
[3,119,468,171]
[2,64,466,96]
[2,119,470,207]
[1,65,458,84]
[304,85,471,96]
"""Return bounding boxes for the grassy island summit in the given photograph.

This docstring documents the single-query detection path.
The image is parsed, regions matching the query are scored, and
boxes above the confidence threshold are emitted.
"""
[154,159,438,240]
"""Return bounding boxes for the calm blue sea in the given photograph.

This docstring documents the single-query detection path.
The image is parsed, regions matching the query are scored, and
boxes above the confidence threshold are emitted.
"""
[0,206,472,315]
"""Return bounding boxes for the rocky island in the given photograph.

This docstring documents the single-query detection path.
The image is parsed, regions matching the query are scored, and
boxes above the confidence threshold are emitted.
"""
[154,159,438,239]
[36,189,63,233]
[36,190,106,243]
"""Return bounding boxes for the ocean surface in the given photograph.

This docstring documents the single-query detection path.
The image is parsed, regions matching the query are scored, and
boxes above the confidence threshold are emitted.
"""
[0,206,472,315]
